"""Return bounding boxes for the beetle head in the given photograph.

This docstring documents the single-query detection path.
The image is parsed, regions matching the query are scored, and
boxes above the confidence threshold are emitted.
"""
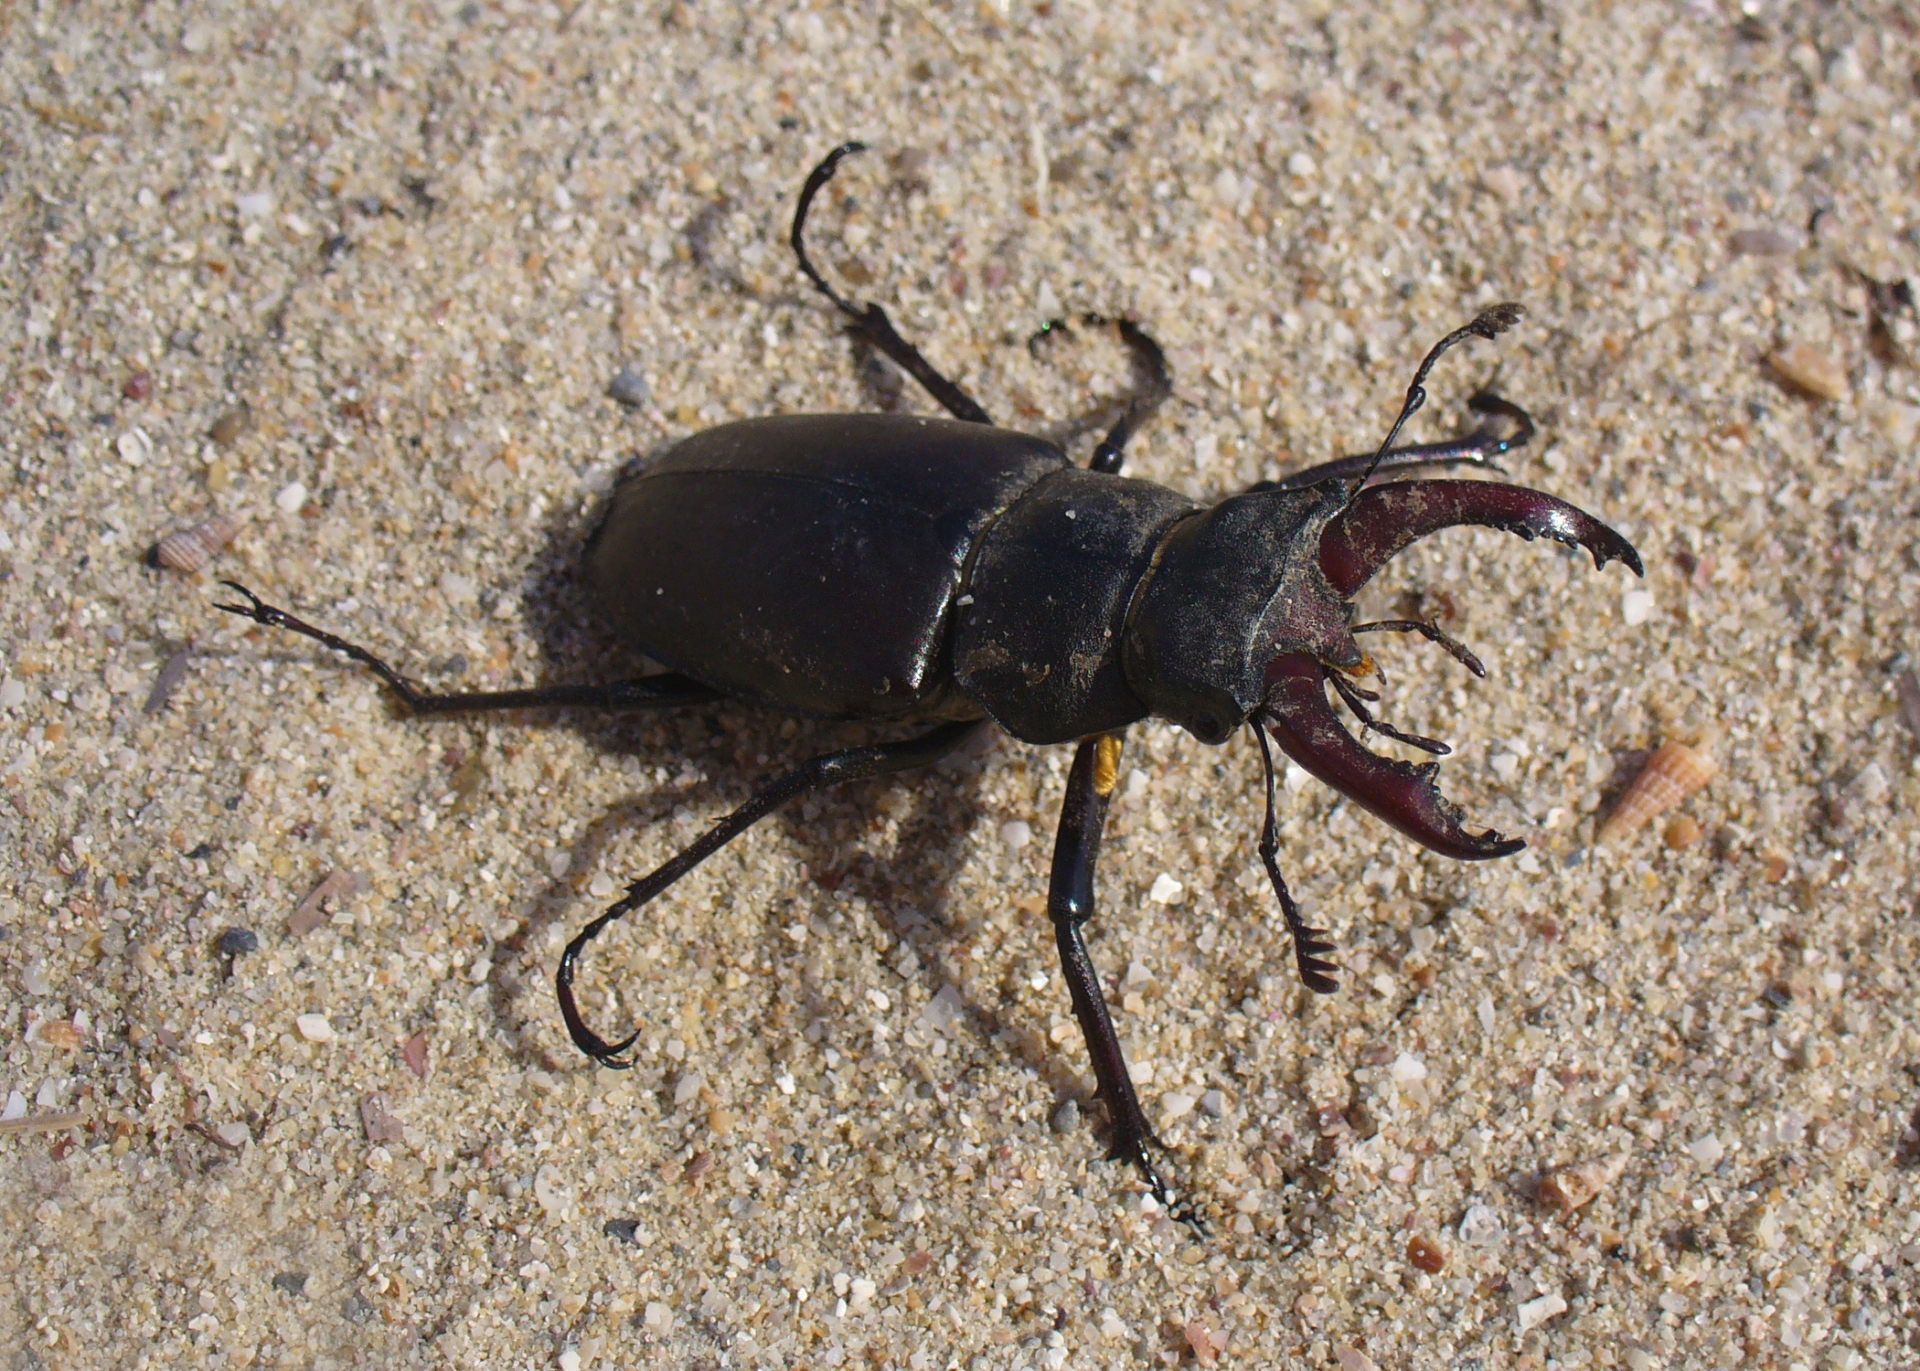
[1259,477,1643,862]
[1123,483,1363,745]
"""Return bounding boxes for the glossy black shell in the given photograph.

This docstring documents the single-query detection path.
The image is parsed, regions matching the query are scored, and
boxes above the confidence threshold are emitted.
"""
[587,412,1351,747]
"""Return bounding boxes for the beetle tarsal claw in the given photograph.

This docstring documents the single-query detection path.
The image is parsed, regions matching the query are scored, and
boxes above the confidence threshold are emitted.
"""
[1264,652,1523,861]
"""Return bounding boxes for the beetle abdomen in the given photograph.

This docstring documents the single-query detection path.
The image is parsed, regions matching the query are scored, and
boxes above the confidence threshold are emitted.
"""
[587,414,1064,720]
[954,468,1197,745]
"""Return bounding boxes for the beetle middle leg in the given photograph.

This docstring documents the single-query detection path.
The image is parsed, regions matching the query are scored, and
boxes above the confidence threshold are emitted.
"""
[215,582,720,714]
[1028,313,1174,475]
[559,718,986,1067]
[1047,729,1199,1223]
[790,142,992,425]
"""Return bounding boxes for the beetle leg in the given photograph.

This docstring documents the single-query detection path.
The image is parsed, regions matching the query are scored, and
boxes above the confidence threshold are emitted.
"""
[1048,731,1201,1228]
[1026,314,1172,475]
[215,581,721,715]
[1266,392,1536,491]
[558,719,985,1068]
[1251,722,1340,994]
[790,142,993,426]
[1088,318,1173,475]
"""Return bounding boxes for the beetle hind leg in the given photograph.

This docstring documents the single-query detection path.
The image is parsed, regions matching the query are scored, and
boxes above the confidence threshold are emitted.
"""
[215,581,720,716]
[1027,313,1172,476]
[559,719,985,1068]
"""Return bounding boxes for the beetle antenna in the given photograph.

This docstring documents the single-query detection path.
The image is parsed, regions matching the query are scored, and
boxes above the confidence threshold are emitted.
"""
[1351,618,1487,678]
[1343,303,1525,506]
[1252,722,1341,993]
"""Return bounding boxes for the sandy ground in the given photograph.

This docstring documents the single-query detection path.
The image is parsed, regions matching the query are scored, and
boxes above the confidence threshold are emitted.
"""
[4,1,1919,1368]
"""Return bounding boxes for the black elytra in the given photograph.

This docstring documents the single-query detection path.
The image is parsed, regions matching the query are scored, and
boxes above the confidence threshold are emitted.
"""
[219,142,1641,1220]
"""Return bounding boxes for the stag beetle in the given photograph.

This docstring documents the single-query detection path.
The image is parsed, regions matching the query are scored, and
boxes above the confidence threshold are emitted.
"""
[219,143,1642,1212]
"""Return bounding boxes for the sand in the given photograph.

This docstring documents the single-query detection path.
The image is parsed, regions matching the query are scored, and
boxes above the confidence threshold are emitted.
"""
[3,1,1917,1367]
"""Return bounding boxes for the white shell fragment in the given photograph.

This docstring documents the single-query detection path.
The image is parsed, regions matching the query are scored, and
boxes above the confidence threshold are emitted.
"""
[295,1013,337,1043]
[1538,1151,1631,1212]
[1767,343,1848,402]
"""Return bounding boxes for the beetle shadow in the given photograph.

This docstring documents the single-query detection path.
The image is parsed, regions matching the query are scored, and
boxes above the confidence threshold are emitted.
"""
[472,468,1008,1070]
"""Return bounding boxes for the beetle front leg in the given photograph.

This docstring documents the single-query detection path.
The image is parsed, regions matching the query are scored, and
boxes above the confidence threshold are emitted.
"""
[1048,730,1197,1223]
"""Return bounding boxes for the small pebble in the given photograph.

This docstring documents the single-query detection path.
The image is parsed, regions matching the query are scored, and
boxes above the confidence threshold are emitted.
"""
[23,963,53,996]
[999,819,1031,850]
[1688,1133,1725,1167]
[1198,1088,1227,1118]
[1148,872,1183,904]
[1286,150,1317,178]
[1050,1099,1081,1134]
[216,1121,251,1148]
[275,481,308,515]
[360,1093,406,1145]
[401,1031,430,1079]
[1406,1234,1447,1273]
[1158,1090,1196,1120]
[271,1272,308,1298]
[1620,587,1655,626]
[1729,226,1798,256]
[1185,1321,1228,1367]
[1538,1151,1630,1212]
[1850,762,1889,804]
[123,369,153,401]
[295,1012,337,1043]
[216,927,260,958]
[1894,668,1920,741]
[1390,1053,1427,1083]
[1458,1202,1505,1245]
[1768,343,1848,402]
[1335,1348,1378,1371]
[0,678,25,709]
[1516,1291,1567,1332]
[1663,815,1702,848]
[117,428,153,467]
[208,406,252,446]
[1188,266,1214,290]
[606,366,651,408]
[143,648,193,715]
[1480,165,1524,201]
[602,1218,641,1246]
